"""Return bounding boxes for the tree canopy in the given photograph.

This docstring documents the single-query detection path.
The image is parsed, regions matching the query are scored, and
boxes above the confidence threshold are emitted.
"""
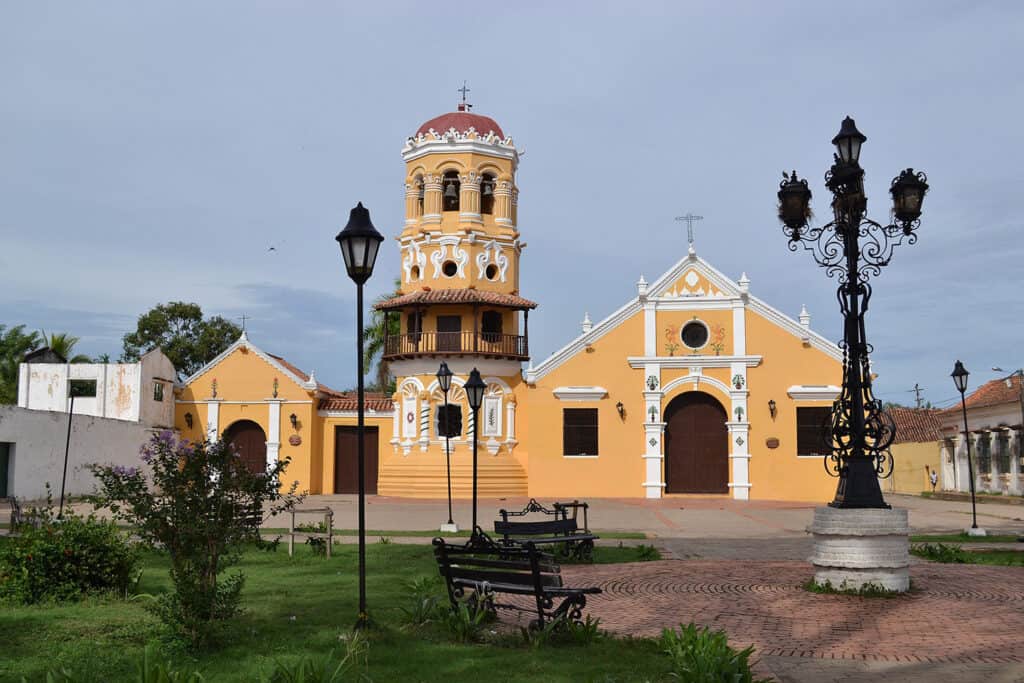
[38,331,91,363]
[0,325,40,404]
[121,302,241,378]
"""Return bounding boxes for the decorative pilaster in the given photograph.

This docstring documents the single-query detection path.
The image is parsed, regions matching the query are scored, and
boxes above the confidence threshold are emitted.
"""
[422,174,443,225]
[459,172,482,224]
[494,180,513,227]
[726,420,751,500]
[267,399,283,470]
[955,433,969,493]
[404,182,420,225]
[643,420,666,499]
[504,395,518,454]
[418,391,431,452]
[1009,428,1022,495]
[206,399,222,442]
[390,391,401,451]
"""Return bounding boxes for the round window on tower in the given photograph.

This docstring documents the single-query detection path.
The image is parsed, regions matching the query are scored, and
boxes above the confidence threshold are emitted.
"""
[485,264,498,281]
[680,320,709,350]
[442,261,458,277]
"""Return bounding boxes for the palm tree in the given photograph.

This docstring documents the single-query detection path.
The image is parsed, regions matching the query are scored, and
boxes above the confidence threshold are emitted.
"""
[39,331,92,363]
[363,278,401,393]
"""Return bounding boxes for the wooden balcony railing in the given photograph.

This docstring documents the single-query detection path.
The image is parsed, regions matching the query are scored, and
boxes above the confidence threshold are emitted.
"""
[382,331,529,360]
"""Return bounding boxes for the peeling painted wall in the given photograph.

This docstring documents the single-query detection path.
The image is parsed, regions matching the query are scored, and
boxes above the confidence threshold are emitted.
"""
[0,405,160,500]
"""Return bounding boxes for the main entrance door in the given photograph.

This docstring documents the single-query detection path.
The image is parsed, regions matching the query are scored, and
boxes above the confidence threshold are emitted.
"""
[664,392,729,493]
[334,426,379,494]
[223,420,268,475]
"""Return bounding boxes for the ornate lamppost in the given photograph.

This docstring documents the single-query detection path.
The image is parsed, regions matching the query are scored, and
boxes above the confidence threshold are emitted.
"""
[335,201,384,629]
[777,117,929,509]
[464,368,486,535]
[952,361,985,535]
[436,361,458,533]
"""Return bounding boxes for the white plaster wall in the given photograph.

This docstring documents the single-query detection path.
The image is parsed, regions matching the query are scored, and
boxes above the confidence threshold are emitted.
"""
[21,364,68,413]
[18,361,151,423]
[102,363,140,421]
[138,350,176,428]
[0,405,160,500]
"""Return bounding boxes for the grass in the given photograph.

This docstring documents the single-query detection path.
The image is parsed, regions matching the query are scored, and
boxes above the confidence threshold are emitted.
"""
[910,542,1024,566]
[261,528,648,540]
[0,540,670,683]
[802,579,907,598]
[909,533,1022,544]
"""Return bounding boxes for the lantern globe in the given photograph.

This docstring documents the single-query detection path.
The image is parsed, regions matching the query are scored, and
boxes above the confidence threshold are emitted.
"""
[777,171,812,230]
[437,361,453,393]
[335,202,384,285]
[465,368,486,411]
[832,116,867,164]
[890,168,929,224]
[951,360,970,394]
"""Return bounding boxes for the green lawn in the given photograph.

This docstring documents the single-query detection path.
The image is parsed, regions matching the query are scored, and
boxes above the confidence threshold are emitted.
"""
[261,528,648,540]
[909,533,1022,544]
[0,541,671,683]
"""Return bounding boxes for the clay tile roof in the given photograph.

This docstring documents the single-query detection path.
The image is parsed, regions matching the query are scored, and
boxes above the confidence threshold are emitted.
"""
[373,288,538,311]
[887,407,944,444]
[957,374,1024,412]
[266,353,341,395]
[416,111,504,138]
[319,394,394,413]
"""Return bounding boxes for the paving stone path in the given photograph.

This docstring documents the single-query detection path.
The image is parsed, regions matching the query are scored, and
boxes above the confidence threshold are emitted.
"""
[558,560,1024,681]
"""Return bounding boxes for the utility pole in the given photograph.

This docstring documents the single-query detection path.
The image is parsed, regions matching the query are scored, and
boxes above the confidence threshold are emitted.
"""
[909,383,924,409]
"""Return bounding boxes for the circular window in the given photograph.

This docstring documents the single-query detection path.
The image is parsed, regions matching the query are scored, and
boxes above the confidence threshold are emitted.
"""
[680,320,709,349]
[485,264,498,281]
[442,261,458,277]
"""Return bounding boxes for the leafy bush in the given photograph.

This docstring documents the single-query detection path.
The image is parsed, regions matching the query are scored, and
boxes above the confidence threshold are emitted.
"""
[911,542,971,563]
[660,623,769,683]
[398,577,443,628]
[0,490,139,604]
[443,592,494,643]
[295,521,328,557]
[260,632,369,682]
[636,544,660,561]
[88,432,302,647]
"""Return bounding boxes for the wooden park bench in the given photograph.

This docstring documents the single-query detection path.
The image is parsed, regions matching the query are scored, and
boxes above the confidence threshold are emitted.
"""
[432,534,601,630]
[494,498,599,561]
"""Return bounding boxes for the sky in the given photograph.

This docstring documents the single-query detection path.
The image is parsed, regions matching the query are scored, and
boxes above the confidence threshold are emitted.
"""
[1,1,1022,409]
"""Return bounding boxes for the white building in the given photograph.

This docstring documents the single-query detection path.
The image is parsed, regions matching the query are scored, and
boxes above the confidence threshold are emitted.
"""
[939,373,1023,496]
[17,348,176,428]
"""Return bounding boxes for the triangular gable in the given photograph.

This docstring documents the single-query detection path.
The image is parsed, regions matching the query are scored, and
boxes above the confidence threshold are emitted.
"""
[647,250,741,300]
[179,331,317,392]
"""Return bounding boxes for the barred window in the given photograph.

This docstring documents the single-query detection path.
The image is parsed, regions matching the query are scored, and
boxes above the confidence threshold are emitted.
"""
[563,408,598,456]
[797,407,832,457]
[976,435,991,473]
[69,379,97,398]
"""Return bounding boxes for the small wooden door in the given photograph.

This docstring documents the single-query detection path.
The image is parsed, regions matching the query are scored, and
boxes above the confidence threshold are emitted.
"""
[664,392,729,493]
[334,426,379,494]
[0,443,10,498]
[437,315,462,352]
[223,420,267,475]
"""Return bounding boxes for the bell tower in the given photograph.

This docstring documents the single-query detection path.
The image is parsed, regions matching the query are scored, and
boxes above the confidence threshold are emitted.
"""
[374,99,533,499]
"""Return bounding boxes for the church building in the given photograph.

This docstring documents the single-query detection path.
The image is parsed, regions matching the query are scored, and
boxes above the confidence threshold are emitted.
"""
[174,103,843,502]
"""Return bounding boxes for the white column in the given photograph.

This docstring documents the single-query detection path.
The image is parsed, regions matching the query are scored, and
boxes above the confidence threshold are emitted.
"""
[17,364,29,407]
[504,398,518,454]
[727,419,751,500]
[1009,429,1022,495]
[643,303,656,356]
[642,368,664,498]
[418,393,431,452]
[731,301,746,356]
[267,400,283,471]
[207,400,221,442]
[391,399,401,450]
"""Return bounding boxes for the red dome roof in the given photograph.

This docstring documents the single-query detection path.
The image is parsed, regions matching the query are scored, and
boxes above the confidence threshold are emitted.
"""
[416,110,504,138]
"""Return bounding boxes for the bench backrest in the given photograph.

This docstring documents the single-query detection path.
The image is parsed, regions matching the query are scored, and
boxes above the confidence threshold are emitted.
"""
[493,517,579,538]
[433,539,563,592]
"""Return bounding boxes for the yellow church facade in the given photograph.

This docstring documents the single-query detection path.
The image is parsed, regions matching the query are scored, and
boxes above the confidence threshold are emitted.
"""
[173,104,843,503]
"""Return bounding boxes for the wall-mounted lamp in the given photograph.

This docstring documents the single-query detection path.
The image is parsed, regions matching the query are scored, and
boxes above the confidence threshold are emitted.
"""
[615,401,625,420]
[768,400,777,420]
[184,412,193,429]
[290,413,298,430]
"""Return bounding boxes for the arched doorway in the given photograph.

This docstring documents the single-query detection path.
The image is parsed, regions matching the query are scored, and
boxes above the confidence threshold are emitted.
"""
[664,391,729,493]
[223,420,267,475]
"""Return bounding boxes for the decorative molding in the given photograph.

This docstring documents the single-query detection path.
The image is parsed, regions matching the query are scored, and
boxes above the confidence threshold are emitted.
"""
[402,242,426,283]
[181,333,314,393]
[628,355,763,369]
[661,374,732,400]
[475,240,510,283]
[552,386,608,402]
[787,384,842,401]
[401,131,520,164]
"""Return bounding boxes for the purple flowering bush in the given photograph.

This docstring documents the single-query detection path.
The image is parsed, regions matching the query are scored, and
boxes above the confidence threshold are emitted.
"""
[88,431,302,647]
[0,486,139,604]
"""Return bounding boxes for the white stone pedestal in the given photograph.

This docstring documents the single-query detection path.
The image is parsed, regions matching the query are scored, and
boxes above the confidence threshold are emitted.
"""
[809,506,910,593]
[439,522,459,534]
[965,526,987,537]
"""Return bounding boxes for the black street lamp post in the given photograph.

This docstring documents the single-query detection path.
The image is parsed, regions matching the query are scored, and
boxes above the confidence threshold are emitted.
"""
[952,361,980,530]
[777,117,929,509]
[464,368,486,534]
[436,362,455,530]
[335,202,384,630]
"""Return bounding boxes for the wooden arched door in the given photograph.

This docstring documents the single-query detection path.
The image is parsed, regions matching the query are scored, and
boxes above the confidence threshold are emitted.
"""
[223,420,267,475]
[664,391,729,493]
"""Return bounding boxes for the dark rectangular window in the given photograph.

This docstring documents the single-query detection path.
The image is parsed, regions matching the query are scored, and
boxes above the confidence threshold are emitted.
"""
[563,408,599,456]
[436,404,463,438]
[407,312,423,340]
[977,434,991,473]
[481,310,502,343]
[153,381,164,402]
[69,379,97,398]
[796,407,831,456]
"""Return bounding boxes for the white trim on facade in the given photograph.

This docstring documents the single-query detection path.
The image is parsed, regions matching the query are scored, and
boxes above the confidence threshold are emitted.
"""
[552,386,609,402]
[787,385,842,401]
[181,331,318,393]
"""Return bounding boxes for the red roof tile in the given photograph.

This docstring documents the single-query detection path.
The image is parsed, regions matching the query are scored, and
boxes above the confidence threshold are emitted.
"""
[416,111,504,138]
[374,288,537,311]
[887,407,943,444]
[961,374,1023,412]
[266,353,341,395]
[319,394,394,413]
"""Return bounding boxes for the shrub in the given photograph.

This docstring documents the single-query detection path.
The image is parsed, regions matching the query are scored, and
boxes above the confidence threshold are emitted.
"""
[911,542,970,563]
[443,592,493,643]
[398,577,443,628]
[295,521,328,557]
[660,623,769,683]
[0,490,139,604]
[88,432,302,647]
[38,644,206,682]
[260,631,369,682]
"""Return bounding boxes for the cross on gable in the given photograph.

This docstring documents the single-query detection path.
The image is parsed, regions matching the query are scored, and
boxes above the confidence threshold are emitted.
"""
[674,213,704,246]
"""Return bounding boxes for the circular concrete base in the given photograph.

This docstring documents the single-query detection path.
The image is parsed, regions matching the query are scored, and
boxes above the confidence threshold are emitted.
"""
[439,522,460,533]
[965,526,988,537]
[809,506,910,593]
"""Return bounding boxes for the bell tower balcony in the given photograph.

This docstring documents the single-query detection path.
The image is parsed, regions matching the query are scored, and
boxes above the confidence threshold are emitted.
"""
[374,289,536,363]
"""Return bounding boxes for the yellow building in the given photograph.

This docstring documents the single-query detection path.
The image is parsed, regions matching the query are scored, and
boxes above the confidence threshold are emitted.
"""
[174,103,845,502]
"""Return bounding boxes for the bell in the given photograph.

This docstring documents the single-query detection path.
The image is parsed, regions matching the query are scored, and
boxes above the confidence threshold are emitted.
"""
[444,182,458,200]
[482,182,494,197]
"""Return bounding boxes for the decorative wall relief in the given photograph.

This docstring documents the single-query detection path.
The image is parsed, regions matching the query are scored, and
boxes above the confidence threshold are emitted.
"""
[649,437,658,447]
[664,325,680,356]
[709,323,726,355]
[646,375,658,391]
[732,374,745,390]
[402,242,426,282]
[430,244,448,279]
[736,436,745,446]
[734,406,744,421]
[288,434,302,446]
[272,378,279,398]
[649,406,658,422]
[211,378,218,398]
[475,240,510,282]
